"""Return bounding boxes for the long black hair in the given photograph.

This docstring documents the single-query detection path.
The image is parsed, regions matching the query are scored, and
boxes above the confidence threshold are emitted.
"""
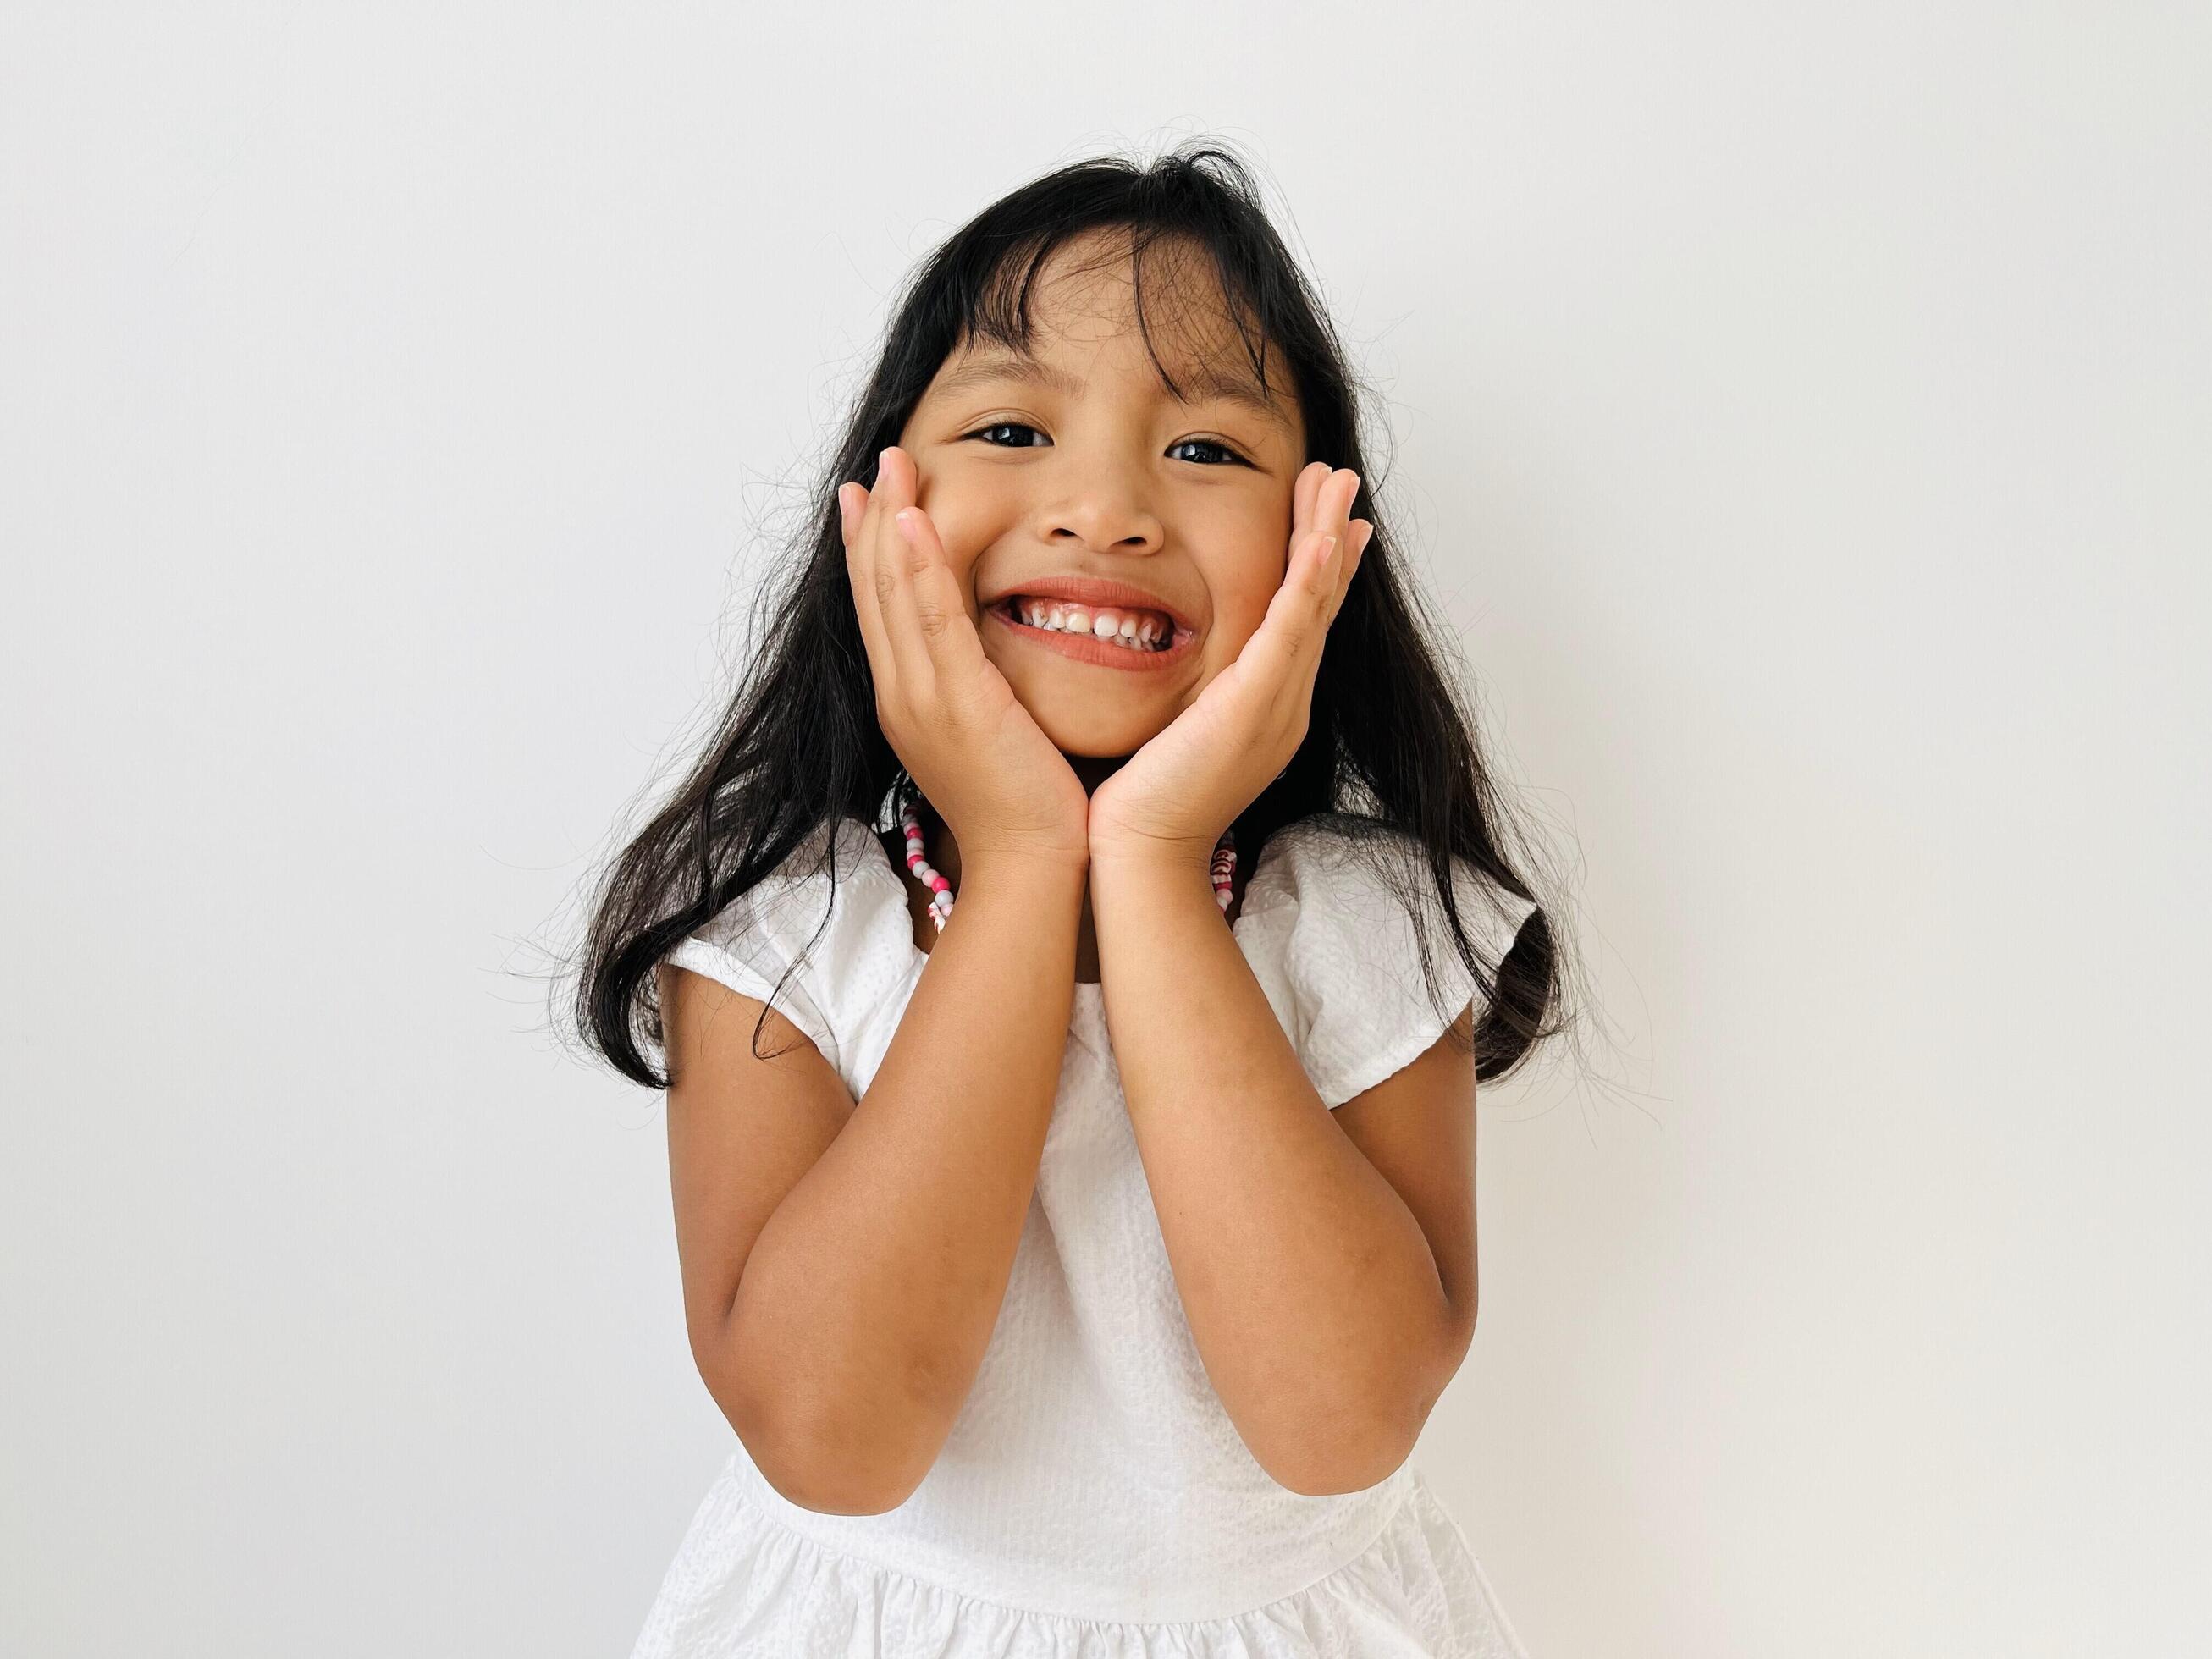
[567,140,1569,1090]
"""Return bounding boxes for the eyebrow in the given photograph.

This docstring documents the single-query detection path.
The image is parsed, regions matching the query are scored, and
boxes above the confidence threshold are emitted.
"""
[926,350,1298,441]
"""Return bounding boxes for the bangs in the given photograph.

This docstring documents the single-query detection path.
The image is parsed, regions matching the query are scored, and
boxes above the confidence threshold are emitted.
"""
[949,224,1298,434]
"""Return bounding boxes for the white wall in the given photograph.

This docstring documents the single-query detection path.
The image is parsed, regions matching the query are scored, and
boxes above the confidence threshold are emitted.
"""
[5,4,2204,1654]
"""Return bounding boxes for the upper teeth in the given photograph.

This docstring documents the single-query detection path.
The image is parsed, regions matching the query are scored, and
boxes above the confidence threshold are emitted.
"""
[1009,598,1172,650]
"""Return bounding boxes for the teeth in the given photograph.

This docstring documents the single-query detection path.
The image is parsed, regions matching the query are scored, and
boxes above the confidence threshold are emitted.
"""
[1011,598,1173,651]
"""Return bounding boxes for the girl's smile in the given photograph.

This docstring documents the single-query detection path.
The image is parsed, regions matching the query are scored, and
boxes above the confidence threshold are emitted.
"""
[983,598,1200,672]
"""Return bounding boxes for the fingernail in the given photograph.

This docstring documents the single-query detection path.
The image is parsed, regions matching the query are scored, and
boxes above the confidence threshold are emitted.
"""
[880,446,896,472]
[1320,534,1338,565]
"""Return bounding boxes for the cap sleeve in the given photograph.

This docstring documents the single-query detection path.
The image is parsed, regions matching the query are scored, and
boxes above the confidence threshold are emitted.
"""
[1234,821,1541,1109]
[662,816,916,1087]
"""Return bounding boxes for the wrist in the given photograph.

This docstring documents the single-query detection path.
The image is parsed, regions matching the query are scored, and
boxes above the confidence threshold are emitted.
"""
[959,847,1091,894]
[1085,846,1217,907]
[1086,833,1217,880]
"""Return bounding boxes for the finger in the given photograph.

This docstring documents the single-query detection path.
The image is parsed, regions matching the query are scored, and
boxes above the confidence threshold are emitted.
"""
[841,474,897,699]
[1316,469,1371,612]
[1289,460,1329,566]
[1321,461,1369,617]
[1295,467,1355,602]
[1304,479,1373,703]
[871,449,939,698]
[1295,464,1357,576]
[1247,473,1361,703]
[892,494,992,691]
[1321,467,1355,546]
[1236,522,1338,700]
[1303,519,1362,703]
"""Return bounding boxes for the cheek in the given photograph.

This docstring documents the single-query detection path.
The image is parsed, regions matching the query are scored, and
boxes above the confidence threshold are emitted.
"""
[909,492,988,596]
[1204,543,1290,649]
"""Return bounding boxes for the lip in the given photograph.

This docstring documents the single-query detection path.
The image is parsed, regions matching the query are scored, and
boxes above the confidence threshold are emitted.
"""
[979,575,1198,637]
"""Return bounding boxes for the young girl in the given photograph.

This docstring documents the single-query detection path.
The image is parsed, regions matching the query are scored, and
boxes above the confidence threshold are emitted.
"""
[578,143,1561,1657]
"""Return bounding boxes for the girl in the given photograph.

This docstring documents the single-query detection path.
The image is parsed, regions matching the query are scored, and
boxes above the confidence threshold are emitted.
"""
[578,143,1563,1657]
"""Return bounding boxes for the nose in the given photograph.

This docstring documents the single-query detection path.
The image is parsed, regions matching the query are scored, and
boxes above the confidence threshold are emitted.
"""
[1044,490,1162,557]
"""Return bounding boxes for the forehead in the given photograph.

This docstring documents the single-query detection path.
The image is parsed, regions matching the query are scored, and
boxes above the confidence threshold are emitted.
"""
[925,237,1301,443]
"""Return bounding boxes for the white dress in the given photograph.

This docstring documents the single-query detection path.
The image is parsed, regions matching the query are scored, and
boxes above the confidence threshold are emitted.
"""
[634,813,1542,1658]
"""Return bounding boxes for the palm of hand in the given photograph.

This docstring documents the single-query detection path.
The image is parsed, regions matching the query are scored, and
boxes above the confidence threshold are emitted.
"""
[1088,665,1254,855]
[974,655,1092,836]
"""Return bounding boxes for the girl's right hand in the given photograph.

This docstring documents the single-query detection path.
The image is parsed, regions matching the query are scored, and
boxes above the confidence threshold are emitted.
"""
[839,446,1091,874]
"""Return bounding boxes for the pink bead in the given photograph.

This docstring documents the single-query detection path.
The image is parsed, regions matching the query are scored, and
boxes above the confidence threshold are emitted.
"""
[929,874,950,893]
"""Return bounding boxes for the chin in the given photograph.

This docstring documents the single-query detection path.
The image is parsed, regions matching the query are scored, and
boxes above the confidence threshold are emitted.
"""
[1036,719,1166,759]
[996,664,1183,758]
[1019,701,1172,759]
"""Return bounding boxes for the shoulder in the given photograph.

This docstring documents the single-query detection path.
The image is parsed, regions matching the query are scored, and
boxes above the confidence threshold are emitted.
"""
[665,815,918,1078]
[1242,818,1538,945]
[1234,818,1540,1108]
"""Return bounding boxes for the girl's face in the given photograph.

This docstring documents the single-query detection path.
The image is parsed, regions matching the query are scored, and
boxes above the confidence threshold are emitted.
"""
[894,237,1308,759]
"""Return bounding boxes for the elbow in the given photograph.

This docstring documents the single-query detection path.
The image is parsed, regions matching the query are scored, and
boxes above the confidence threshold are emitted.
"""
[1258,1390,1425,1497]
[1266,1421,1420,1498]
[1264,1337,1465,1498]
[753,1436,924,1518]
[698,1353,932,1517]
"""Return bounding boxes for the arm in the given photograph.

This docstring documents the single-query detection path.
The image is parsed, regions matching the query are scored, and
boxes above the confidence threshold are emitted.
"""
[663,850,1085,1515]
[1088,850,1481,1497]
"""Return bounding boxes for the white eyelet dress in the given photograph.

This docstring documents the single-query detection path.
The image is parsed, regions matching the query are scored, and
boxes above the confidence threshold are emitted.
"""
[633,813,1542,1658]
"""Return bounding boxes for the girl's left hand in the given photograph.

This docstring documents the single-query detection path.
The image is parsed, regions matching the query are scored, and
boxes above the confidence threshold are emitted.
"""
[1087,463,1371,870]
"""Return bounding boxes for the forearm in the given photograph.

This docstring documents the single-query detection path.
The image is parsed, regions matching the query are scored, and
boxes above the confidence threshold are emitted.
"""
[726,854,1084,1506]
[1089,852,1452,1494]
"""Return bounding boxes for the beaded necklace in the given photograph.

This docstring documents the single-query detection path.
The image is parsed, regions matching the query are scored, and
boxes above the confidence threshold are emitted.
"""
[897,798,1236,932]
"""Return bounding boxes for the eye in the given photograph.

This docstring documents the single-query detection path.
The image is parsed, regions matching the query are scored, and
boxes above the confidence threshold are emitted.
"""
[1167,436,1253,467]
[965,420,1049,449]
[960,422,1253,467]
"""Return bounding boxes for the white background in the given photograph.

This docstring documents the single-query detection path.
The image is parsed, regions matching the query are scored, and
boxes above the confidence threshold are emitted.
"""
[5,4,2206,1655]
